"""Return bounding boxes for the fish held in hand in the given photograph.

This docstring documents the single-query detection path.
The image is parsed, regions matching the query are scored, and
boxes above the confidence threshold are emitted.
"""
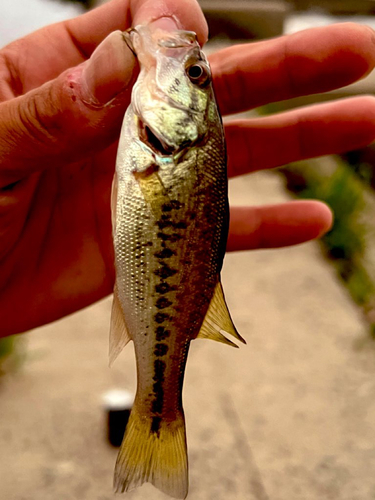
[111,23,245,499]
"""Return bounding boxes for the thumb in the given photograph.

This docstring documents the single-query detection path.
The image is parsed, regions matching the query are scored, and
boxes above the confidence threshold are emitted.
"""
[0,30,136,188]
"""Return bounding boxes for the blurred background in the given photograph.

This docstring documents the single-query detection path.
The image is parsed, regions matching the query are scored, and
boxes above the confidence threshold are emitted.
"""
[2,1,375,499]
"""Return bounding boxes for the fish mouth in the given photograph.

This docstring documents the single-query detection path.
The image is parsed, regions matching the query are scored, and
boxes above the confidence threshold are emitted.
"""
[138,119,191,157]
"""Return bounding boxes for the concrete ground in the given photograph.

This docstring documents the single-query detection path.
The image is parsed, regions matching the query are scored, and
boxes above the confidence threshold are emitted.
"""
[1,170,375,500]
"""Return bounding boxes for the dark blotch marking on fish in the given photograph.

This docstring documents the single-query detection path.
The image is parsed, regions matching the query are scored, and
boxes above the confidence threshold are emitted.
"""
[154,264,177,279]
[155,282,173,294]
[161,203,173,212]
[151,416,162,435]
[153,380,163,392]
[162,200,182,212]
[154,248,175,259]
[151,359,166,414]
[157,220,173,230]
[151,388,164,414]
[157,232,171,241]
[158,220,187,232]
[157,232,182,243]
[154,312,170,324]
[156,326,171,341]
[153,359,166,380]
[154,343,169,356]
[175,78,180,86]
[170,233,182,242]
[156,297,172,309]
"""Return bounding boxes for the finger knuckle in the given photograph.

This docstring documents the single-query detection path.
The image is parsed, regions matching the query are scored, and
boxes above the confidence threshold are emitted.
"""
[17,84,62,148]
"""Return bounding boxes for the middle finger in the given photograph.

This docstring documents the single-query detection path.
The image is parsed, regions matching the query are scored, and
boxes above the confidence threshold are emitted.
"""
[209,23,375,116]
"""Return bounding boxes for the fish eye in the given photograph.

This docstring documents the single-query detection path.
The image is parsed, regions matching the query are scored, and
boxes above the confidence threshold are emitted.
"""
[186,62,210,88]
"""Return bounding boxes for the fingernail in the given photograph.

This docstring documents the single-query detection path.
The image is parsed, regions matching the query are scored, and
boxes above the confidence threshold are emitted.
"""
[82,31,136,105]
[149,16,179,31]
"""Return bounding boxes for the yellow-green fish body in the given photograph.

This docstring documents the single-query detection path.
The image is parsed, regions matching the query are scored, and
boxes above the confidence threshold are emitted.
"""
[111,25,244,499]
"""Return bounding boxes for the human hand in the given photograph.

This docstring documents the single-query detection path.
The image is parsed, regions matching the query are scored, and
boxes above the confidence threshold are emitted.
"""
[0,0,374,337]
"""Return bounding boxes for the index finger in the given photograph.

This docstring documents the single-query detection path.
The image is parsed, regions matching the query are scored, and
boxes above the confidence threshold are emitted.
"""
[66,0,208,58]
[1,0,208,93]
[210,23,375,116]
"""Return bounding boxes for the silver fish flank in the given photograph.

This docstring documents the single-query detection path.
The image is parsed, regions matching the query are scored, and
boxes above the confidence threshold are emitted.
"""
[110,24,245,499]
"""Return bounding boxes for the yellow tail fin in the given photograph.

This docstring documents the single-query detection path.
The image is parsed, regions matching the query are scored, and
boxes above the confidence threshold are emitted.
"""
[114,407,188,499]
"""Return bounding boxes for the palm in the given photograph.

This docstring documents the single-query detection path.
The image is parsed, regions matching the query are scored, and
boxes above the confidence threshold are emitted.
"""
[1,37,123,334]
[0,149,116,336]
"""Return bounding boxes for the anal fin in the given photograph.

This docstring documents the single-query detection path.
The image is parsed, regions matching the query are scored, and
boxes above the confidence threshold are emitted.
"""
[197,280,246,348]
[109,286,132,366]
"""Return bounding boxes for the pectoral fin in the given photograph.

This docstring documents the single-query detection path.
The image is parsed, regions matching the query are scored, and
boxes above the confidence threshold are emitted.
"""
[134,168,172,218]
[197,280,246,348]
[109,286,132,366]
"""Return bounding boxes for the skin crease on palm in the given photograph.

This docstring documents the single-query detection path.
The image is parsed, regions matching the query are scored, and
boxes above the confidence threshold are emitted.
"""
[0,0,375,337]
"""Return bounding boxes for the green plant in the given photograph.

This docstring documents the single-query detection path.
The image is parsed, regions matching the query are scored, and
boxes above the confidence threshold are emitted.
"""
[281,156,375,327]
[346,264,375,306]
[0,335,23,375]
[283,158,366,261]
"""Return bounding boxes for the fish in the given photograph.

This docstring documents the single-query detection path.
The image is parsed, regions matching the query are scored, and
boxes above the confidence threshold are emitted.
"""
[110,24,246,499]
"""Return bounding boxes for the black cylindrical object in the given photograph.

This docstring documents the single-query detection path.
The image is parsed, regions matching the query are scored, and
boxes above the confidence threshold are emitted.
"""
[103,389,134,447]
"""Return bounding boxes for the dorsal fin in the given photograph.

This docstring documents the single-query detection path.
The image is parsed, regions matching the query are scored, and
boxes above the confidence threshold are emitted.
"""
[196,280,246,348]
[109,286,132,366]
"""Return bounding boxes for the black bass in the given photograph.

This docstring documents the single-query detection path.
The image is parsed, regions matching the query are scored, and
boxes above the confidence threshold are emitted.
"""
[110,24,245,499]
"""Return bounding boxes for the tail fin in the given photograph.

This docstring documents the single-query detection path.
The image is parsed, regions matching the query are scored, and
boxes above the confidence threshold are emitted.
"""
[114,407,188,499]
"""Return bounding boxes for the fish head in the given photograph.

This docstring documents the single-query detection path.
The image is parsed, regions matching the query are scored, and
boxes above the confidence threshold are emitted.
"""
[126,25,215,159]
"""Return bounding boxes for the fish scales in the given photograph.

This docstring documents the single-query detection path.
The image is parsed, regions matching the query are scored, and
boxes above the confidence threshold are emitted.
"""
[111,24,244,499]
[116,121,226,414]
